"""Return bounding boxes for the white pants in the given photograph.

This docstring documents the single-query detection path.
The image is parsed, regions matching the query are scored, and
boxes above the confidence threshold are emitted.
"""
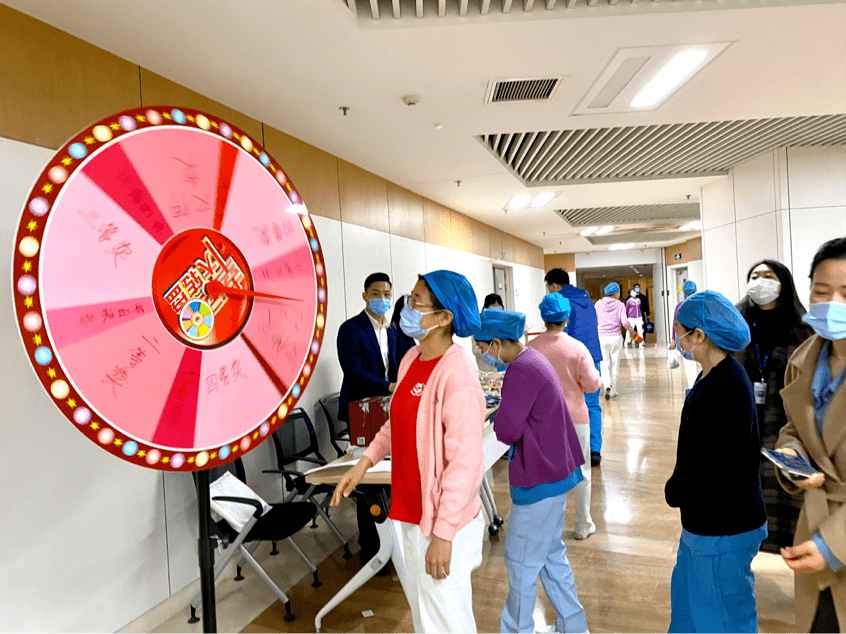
[401,511,484,633]
[625,317,644,345]
[682,356,702,390]
[599,334,623,389]
[570,422,593,533]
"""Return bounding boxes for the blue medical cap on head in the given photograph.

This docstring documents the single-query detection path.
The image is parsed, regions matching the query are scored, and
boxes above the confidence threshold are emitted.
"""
[604,282,620,296]
[539,294,571,323]
[475,309,526,342]
[683,281,697,296]
[676,290,751,352]
[421,270,480,338]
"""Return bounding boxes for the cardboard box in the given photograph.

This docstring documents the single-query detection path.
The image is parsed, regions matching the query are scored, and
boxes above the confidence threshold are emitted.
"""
[349,395,392,446]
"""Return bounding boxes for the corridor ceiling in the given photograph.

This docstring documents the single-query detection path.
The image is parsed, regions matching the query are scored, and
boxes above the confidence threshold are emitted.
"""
[6,0,846,254]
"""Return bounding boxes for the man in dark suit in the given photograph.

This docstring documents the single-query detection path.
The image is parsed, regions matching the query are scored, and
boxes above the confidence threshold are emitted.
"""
[336,272,399,572]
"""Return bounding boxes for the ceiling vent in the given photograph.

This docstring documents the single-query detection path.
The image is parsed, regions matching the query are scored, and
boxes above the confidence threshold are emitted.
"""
[486,78,561,104]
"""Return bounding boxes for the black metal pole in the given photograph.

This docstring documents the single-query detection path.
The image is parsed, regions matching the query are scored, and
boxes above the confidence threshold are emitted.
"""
[196,469,217,633]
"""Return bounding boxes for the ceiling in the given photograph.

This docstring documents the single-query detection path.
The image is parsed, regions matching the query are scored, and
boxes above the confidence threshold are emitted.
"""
[6,0,846,255]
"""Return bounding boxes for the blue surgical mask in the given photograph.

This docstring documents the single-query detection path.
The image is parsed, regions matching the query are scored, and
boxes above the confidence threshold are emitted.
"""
[634,287,640,293]
[368,298,391,316]
[803,302,846,341]
[399,304,439,340]
[481,340,508,370]
[675,331,698,361]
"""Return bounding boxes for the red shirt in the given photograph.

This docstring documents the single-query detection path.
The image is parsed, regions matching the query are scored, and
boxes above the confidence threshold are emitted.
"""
[388,355,441,524]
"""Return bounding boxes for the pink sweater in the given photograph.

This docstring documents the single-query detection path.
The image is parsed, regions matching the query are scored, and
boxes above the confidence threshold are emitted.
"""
[364,344,484,541]
[527,331,601,426]
[595,297,635,337]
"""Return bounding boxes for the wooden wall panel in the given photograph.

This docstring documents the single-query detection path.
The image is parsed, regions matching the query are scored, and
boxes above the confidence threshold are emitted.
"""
[450,211,473,253]
[387,183,424,240]
[530,248,545,269]
[489,228,503,260]
[500,232,514,263]
[263,126,340,221]
[470,220,491,258]
[544,253,576,271]
[0,5,141,149]
[338,160,389,233]
[665,237,703,266]
[423,199,452,248]
[139,68,263,142]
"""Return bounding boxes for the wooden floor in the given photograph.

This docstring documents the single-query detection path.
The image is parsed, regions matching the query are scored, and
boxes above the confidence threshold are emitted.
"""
[237,347,798,633]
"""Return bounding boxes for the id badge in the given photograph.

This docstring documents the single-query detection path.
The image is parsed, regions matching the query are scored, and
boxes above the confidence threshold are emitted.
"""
[754,381,767,405]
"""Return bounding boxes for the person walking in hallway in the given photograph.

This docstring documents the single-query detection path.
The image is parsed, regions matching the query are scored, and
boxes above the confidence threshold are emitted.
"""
[665,290,767,633]
[474,308,589,634]
[625,288,646,348]
[595,282,642,400]
[545,268,604,466]
[775,237,846,633]
[734,260,813,555]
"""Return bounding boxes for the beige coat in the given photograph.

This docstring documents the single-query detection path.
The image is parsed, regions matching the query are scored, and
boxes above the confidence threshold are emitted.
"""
[776,335,846,632]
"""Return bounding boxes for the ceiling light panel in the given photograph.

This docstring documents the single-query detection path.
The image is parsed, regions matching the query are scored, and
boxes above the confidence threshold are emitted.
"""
[531,192,556,207]
[508,193,530,209]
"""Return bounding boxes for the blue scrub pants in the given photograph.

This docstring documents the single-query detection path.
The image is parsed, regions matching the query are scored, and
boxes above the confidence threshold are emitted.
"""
[587,361,602,454]
[501,493,588,634]
[668,523,767,633]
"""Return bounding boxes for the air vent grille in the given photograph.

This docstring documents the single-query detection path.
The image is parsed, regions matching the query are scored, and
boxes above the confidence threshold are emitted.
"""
[556,203,700,227]
[488,78,560,103]
[479,114,846,184]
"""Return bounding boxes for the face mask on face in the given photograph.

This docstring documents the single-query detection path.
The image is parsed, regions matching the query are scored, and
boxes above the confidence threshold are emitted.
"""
[399,304,439,340]
[634,287,640,293]
[675,331,699,361]
[802,302,846,341]
[746,278,781,306]
[481,340,508,370]
[368,298,392,316]
[630,291,637,298]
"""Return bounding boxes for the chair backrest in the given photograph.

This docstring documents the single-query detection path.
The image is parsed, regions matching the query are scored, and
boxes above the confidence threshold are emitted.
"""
[193,458,247,492]
[318,392,347,441]
[270,407,324,469]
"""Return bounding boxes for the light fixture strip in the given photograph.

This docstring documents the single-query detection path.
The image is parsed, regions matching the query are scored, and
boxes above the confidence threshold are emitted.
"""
[531,192,555,208]
[594,225,615,235]
[508,193,530,209]
[631,49,709,109]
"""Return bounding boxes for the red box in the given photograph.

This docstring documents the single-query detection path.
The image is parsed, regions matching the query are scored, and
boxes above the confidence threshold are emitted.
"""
[349,395,392,446]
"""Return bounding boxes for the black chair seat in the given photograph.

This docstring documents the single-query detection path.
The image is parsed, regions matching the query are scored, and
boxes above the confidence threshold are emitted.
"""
[247,501,317,542]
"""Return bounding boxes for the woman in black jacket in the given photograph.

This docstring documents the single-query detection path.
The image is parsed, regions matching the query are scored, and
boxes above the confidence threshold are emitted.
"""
[734,259,813,554]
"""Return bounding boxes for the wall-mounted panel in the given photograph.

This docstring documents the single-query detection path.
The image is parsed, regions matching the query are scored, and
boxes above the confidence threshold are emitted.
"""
[787,146,846,209]
[700,176,735,230]
[264,126,341,221]
[338,161,389,233]
[423,199,452,249]
[450,211,473,253]
[489,228,504,260]
[500,232,515,263]
[470,220,491,258]
[387,183,424,240]
[733,151,777,221]
[139,68,263,142]
[735,212,778,294]
[341,222,392,319]
[702,224,740,303]
[0,5,141,149]
[390,234,428,297]
[790,206,846,305]
[544,253,576,272]
[664,237,703,266]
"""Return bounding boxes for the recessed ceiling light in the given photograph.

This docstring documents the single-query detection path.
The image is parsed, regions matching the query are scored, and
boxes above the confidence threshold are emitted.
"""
[580,227,599,236]
[508,193,530,210]
[679,221,703,231]
[531,192,556,208]
[631,50,708,109]
[608,243,636,251]
[594,226,615,235]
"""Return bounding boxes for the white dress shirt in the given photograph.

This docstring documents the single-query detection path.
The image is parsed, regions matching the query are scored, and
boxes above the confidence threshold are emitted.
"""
[366,310,390,379]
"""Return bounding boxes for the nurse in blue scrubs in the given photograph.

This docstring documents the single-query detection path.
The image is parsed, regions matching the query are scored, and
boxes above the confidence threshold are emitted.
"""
[665,290,768,633]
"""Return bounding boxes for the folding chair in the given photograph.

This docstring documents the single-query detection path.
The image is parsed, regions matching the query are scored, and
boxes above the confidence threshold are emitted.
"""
[188,459,320,624]
[317,392,349,458]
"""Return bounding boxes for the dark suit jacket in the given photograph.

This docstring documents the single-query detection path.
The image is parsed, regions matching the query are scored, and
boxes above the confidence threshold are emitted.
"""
[337,310,399,422]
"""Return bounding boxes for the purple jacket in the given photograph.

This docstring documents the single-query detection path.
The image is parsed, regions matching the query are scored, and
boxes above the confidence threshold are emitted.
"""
[625,297,642,319]
[493,347,584,488]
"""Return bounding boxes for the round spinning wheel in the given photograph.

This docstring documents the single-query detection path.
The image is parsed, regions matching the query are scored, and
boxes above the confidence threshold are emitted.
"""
[12,107,328,471]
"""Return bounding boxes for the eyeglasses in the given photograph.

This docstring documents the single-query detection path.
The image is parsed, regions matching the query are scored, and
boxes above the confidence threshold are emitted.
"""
[404,294,435,312]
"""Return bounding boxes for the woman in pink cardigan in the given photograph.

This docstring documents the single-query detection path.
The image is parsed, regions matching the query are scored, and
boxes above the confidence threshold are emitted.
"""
[331,270,486,633]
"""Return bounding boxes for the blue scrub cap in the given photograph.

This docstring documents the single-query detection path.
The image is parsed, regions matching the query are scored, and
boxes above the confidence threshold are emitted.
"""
[676,290,751,352]
[539,294,571,323]
[604,282,620,295]
[683,281,697,296]
[421,270,480,338]
[475,308,526,342]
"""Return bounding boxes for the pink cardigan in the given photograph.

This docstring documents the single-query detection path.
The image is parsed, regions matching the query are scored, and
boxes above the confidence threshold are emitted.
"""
[364,344,484,541]
[527,331,601,426]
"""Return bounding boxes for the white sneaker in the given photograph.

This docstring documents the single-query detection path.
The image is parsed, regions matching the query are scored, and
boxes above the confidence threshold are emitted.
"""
[610,387,618,398]
[574,522,596,540]
[639,343,646,349]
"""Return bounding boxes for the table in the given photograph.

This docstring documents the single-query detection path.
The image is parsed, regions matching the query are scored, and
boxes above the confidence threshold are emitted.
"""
[306,413,507,632]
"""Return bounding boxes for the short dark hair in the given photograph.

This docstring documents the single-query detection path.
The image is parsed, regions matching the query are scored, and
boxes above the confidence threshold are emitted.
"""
[484,293,504,309]
[364,272,391,292]
[544,268,569,287]
[810,237,846,281]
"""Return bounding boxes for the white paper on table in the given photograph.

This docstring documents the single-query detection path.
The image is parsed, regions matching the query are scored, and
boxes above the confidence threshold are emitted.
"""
[208,471,272,532]
[304,457,392,477]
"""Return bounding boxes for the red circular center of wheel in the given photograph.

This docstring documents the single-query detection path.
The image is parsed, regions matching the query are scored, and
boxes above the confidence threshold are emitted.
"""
[151,227,254,349]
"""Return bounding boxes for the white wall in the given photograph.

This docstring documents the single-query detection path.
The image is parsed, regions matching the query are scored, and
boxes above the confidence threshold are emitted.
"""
[0,136,544,631]
[700,145,846,305]
[575,248,661,269]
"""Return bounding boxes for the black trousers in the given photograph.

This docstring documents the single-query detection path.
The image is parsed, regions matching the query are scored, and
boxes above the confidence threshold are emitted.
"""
[811,588,839,633]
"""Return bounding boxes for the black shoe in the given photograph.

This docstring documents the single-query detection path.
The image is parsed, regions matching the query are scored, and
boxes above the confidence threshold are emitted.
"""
[604,388,610,401]
[591,452,601,466]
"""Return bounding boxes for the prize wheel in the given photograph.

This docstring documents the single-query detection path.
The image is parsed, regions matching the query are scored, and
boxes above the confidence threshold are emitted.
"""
[12,107,328,471]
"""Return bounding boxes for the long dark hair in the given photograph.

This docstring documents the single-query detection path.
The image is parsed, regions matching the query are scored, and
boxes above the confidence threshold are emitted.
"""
[736,259,806,328]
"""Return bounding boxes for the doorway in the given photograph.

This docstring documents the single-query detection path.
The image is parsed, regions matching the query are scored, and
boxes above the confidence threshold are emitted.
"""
[492,265,513,310]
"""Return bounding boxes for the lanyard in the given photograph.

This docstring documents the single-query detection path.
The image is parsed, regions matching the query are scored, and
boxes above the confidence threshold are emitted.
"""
[751,321,770,376]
